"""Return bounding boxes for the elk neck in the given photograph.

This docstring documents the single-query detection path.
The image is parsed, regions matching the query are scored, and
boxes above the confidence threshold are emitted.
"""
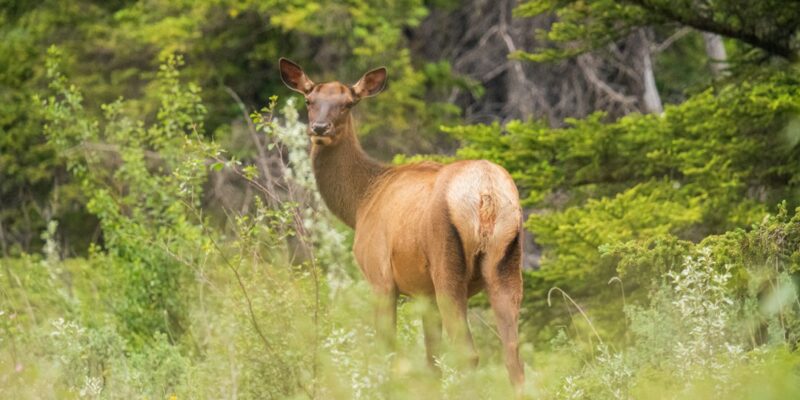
[311,113,389,228]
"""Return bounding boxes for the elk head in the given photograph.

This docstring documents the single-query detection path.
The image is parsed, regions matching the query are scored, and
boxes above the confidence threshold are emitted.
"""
[279,58,387,146]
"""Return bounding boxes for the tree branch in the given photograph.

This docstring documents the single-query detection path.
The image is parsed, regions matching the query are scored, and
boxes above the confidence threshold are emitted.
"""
[624,0,797,60]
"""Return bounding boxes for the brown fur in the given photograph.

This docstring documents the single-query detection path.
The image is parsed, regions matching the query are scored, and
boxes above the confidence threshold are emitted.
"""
[279,58,525,391]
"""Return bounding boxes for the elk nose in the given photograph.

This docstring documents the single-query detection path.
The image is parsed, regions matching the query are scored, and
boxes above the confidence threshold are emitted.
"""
[311,122,332,135]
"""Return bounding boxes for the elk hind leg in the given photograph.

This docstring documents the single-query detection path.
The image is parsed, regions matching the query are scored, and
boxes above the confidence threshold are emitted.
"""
[483,232,525,391]
[421,296,442,369]
[432,224,478,367]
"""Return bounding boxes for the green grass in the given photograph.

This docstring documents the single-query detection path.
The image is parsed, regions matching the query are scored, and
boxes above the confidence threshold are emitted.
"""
[2,243,800,399]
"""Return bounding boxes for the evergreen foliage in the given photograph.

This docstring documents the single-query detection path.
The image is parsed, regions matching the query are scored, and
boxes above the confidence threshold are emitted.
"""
[514,0,800,61]
[449,66,800,341]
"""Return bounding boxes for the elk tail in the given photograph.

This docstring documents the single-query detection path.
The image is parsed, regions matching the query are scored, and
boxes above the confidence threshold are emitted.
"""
[477,192,496,254]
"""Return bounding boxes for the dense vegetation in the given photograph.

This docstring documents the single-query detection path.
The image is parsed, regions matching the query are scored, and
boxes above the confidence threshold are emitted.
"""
[2,0,800,399]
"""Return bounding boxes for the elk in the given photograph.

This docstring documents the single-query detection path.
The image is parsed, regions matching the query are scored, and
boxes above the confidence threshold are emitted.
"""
[279,58,525,390]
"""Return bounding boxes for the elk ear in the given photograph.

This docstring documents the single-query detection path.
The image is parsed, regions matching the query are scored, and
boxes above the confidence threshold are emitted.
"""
[279,58,314,94]
[352,67,387,98]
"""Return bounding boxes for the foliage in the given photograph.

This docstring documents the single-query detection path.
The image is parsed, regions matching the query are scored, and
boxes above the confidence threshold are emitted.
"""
[514,0,800,61]
[0,0,466,256]
[448,67,800,341]
[551,209,800,399]
[35,47,209,345]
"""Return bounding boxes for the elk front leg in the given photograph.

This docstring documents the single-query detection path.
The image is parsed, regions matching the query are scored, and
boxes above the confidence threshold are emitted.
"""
[353,240,398,349]
[373,286,398,349]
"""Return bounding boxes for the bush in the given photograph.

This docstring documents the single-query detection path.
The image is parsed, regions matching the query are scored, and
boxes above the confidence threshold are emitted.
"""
[447,68,800,343]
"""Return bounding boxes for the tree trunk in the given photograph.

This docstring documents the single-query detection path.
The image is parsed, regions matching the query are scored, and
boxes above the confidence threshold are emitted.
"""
[639,29,663,114]
[702,32,728,78]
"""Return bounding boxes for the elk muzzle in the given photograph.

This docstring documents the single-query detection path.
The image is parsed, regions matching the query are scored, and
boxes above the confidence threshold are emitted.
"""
[309,122,335,146]
[311,122,333,136]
